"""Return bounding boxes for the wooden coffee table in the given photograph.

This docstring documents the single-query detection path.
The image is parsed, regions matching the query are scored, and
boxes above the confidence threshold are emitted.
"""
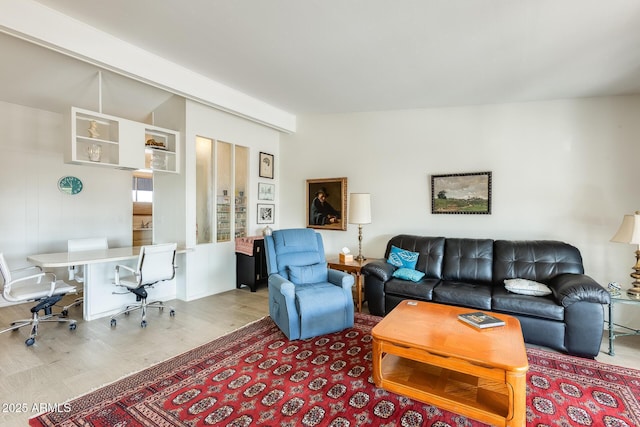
[372,300,529,427]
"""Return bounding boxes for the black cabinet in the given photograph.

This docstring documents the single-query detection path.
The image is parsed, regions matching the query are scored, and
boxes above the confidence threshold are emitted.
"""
[236,238,267,292]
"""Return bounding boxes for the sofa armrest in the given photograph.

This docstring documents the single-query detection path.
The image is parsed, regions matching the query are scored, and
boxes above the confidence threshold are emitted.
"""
[362,260,396,316]
[548,273,611,307]
[361,260,395,282]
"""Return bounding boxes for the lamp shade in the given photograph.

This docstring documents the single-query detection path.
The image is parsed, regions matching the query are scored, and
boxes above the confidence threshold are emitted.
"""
[611,212,640,244]
[348,193,371,225]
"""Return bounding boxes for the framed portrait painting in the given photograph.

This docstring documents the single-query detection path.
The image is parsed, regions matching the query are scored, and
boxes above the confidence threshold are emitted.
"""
[431,171,492,214]
[257,203,274,224]
[306,177,347,231]
[259,152,274,179]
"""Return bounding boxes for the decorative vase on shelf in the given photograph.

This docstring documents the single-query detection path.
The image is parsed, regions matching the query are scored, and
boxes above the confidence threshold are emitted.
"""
[262,225,273,237]
[87,143,102,162]
[151,153,167,169]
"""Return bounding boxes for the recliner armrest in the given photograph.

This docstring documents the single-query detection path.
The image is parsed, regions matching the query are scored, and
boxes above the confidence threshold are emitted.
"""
[361,260,395,283]
[268,273,296,299]
[548,273,611,306]
[328,269,355,290]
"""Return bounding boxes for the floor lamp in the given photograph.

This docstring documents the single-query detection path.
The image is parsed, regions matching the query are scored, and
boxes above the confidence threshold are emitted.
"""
[611,211,640,298]
[348,193,371,262]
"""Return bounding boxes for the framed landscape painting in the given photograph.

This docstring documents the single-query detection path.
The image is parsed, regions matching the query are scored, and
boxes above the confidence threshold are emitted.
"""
[306,177,347,231]
[431,171,492,214]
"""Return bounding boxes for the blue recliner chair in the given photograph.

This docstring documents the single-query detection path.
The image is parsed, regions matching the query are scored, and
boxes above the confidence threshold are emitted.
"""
[264,228,355,340]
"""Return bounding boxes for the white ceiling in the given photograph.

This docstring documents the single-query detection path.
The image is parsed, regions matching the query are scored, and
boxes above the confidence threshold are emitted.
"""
[6,0,640,117]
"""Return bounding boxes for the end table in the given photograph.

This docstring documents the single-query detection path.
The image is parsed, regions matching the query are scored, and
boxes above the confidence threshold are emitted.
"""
[327,257,379,312]
[608,291,640,356]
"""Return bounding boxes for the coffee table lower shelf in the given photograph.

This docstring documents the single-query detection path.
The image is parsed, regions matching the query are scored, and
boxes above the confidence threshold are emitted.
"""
[378,353,511,425]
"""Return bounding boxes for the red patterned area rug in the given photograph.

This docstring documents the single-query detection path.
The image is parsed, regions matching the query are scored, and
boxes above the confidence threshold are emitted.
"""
[30,313,639,427]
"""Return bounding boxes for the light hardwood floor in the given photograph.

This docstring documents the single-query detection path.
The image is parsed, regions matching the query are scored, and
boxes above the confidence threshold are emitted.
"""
[0,287,638,426]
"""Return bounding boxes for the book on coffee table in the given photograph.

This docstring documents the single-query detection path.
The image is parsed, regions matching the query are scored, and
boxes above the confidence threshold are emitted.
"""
[458,311,505,329]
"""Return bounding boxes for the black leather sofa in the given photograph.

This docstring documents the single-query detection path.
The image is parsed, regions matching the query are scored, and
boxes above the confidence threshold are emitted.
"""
[362,235,611,358]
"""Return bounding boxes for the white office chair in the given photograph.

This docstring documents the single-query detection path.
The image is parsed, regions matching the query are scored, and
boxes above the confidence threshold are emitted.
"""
[0,253,77,346]
[63,237,108,316]
[110,243,177,328]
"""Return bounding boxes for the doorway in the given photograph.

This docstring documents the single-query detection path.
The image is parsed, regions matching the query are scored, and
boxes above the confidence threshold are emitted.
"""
[132,171,153,246]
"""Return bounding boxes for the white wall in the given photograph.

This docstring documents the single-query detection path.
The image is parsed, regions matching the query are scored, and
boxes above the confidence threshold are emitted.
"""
[280,95,640,327]
[0,101,133,266]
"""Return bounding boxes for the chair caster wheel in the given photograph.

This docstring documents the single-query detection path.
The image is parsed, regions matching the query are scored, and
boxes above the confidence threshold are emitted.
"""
[25,337,35,346]
[110,319,116,327]
[140,320,147,328]
[69,323,77,331]
[170,309,175,317]
[62,309,69,317]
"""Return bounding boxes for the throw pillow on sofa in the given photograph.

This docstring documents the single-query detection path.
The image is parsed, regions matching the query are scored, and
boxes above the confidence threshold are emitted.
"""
[392,267,426,282]
[387,245,419,269]
[504,278,552,296]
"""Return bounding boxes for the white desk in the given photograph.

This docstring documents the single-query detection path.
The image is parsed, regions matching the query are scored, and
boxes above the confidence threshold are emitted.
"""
[28,246,187,321]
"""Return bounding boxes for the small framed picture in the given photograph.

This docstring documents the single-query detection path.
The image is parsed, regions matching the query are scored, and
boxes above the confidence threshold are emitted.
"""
[258,182,275,201]
[257,203,274,224]
[259,152,274,179]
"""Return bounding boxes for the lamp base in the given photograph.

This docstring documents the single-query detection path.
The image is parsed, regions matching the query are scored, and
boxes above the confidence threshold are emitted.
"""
[627,287,640,299]
[354,255,366,262]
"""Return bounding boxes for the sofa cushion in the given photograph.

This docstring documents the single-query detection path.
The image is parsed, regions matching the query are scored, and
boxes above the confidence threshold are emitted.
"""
[385,277,438,301]
[288,262,328,284]
[504,278,552,296]
[392,267,426,282]
[492,286,564,321]
[442,239,493,284]
[433,280,492,310]
[387,245,419,269]
[493,240,584,284]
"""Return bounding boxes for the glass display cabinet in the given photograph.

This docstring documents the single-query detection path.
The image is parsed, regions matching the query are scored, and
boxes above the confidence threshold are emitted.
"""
[195,137,249,244]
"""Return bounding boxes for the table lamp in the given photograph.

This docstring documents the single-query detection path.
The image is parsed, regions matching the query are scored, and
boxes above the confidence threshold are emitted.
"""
[348,193,371,262]
[611,211,640,298]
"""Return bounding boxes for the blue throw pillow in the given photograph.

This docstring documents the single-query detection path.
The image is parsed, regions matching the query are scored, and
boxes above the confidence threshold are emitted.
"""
[392,267,426,282]
[288,263,328,284]
[387,245,419,269]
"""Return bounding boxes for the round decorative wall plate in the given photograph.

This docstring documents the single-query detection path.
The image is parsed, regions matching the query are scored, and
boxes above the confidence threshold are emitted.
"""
[58,176,83,195]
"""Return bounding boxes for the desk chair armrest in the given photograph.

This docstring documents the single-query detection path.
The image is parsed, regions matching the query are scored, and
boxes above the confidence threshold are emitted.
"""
[10,265,49,282]
[9,270,59,296]
[114,264,138,285]
[328,269,355,291]
[10,270,54,284]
